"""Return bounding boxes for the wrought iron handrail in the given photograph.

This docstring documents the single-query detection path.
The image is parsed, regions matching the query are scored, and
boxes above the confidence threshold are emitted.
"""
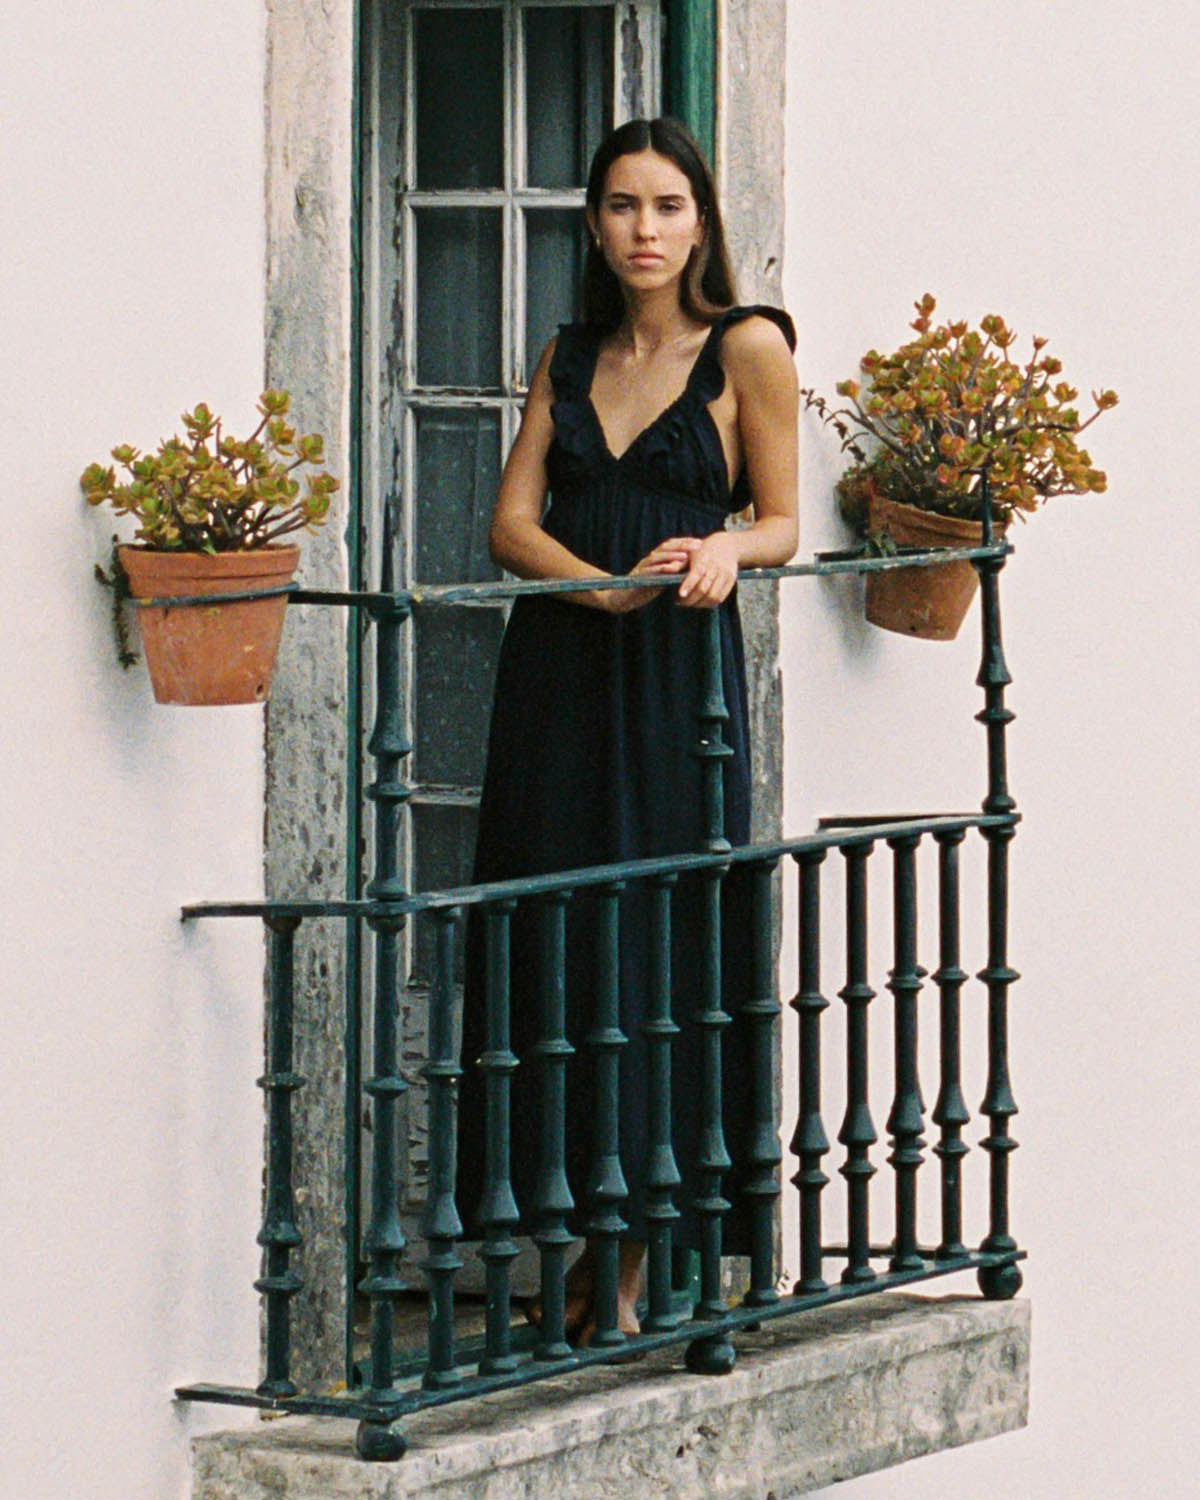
[129,539,1010,610]
[175,510,1024,1460]
[182,813,1016,921]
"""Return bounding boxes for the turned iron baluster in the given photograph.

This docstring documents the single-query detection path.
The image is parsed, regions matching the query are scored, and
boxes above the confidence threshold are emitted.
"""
[355,546,412,1463]
[256,914,305,1398]
[743,858,782,1309]
[421,908,463,1389]
[641,873,681,1334]
[695,608,734,858]
[530,893,576,1362]
[791,850,829,1295]
[973,473,1022,1300]
[886,832,926,1272]
[838,841,877,1286]
[686,608,735,1375]
[931,829,969,1259]
[977,827,1020,1296]
[478,901,520,1375]
[587,883,629,1348]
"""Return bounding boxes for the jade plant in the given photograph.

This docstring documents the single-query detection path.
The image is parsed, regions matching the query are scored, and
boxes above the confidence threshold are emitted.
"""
[801,294,1118,534]
[80,390,337,552]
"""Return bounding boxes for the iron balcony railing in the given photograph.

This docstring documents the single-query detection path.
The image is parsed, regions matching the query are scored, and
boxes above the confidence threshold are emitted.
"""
[173,502,1024,1461]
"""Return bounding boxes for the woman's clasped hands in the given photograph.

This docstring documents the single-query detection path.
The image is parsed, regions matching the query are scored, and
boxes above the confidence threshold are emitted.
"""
[603,532,740,613]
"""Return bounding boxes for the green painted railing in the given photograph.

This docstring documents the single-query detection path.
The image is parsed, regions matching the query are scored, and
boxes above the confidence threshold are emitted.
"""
[175,509,1025,1460]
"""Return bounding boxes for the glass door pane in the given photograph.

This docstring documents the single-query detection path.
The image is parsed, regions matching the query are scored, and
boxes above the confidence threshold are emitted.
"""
[414,407,503,584]
[525,208,587,377]
[415,8,504,188]
[414,208,504,388]
[525,6,610,187]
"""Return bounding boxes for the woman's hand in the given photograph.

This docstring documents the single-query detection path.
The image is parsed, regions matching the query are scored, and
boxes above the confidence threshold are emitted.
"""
[601,542,691,614]
[661,532,741,608]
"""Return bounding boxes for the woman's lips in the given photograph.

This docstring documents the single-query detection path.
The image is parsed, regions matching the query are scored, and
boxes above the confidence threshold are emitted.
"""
[630,253,664,265]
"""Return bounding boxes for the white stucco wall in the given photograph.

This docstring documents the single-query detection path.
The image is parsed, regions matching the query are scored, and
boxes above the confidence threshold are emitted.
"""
[783,3,1200,1497]
[0,6,270,1498]
[6,3,1197,1498]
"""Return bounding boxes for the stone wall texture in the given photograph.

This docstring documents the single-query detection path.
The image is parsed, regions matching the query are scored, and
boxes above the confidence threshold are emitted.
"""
[721,0,789,843]
[263,0,357,1385]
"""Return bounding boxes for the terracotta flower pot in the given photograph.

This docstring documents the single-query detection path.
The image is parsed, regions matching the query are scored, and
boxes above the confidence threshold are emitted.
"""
[117,545,300,705]
[865,495,1003,642]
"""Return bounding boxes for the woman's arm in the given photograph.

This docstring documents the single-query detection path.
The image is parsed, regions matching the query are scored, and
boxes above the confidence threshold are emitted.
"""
[488,338,685,612]
[672,314,800,607]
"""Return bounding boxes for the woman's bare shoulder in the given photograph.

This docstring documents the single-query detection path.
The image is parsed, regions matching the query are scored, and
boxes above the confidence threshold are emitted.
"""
[720,313,797,396]
[534,332,559,373]
[526,334,559,400]
[721,312,794,364]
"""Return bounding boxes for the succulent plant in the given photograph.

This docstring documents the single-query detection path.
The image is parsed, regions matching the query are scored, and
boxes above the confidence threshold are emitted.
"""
[81,390,337,551]
[801,294,1118,530]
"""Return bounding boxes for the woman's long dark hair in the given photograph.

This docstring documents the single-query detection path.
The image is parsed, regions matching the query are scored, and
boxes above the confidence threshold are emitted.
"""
[581,117,738,332]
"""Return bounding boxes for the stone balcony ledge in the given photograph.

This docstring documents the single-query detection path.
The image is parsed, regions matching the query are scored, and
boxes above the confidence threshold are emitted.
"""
[191,1293,1029,1500]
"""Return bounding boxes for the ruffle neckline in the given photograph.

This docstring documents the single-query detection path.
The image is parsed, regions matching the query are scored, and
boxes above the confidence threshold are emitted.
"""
[547,304,796,511]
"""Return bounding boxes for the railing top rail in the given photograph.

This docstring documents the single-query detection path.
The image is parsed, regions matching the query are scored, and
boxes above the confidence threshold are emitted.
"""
[123,543,1012,611]
[182,810,1018,922]
[286,541,1012,611]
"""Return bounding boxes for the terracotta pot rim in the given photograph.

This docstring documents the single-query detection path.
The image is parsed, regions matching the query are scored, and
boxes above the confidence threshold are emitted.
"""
[867,493,1008,539]
[116,542,301,558]
[117,544,302,588]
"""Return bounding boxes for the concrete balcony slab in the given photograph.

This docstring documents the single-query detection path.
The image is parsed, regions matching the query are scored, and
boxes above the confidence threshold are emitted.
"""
[191,1293,1029,1499]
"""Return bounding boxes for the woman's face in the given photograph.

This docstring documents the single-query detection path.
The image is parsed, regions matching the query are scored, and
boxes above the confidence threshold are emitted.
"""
[588,149,704,293]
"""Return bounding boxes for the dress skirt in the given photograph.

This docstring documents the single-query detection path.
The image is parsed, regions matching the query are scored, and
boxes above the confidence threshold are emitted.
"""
[455,304,797,1255]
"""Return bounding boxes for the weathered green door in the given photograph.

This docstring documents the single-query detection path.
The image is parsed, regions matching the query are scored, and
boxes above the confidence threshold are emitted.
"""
[359,0,665,1277]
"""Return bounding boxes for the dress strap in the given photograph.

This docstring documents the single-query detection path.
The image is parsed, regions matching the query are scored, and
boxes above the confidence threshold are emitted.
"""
[689,304,797,404]
[547,322,595,403]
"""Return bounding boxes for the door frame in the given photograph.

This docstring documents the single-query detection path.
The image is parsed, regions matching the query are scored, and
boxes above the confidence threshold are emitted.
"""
[262,0,788,1387]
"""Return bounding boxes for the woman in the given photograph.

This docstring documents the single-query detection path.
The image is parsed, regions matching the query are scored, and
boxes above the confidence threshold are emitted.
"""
[456,117,799,1344]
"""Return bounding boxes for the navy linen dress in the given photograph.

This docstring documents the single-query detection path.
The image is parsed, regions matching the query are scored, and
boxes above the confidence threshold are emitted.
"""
[456,304,797,1254]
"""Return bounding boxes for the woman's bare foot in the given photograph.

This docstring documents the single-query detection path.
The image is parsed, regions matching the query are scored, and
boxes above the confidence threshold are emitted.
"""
[576,1239,645,1348]
[525,1246,595,1336]
[563,1247,595,1335]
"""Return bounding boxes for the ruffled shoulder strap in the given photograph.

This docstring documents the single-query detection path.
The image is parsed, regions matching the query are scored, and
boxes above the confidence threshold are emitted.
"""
[547,322,597,403]
[690,304,797,403]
